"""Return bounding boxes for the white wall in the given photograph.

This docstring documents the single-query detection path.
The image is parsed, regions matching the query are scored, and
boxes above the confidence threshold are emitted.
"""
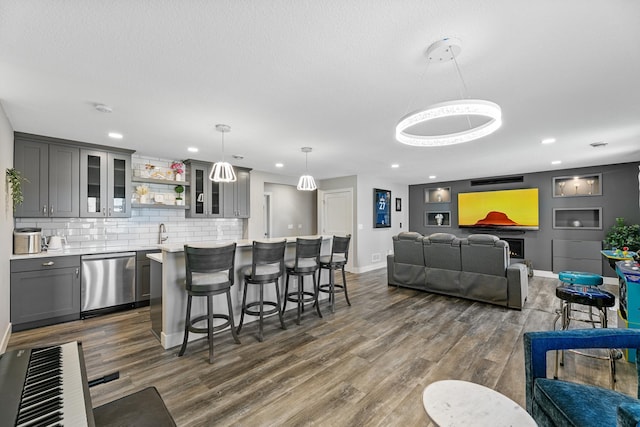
[354,175,408,273]
[247,170,299,240]
[0,102,14,352]
[264,182,316,237]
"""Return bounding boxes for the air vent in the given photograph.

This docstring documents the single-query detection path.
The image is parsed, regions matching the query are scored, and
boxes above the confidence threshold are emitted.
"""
[470,176,524,186]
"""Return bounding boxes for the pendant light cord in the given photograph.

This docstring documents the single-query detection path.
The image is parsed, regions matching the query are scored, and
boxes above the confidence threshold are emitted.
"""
[450,44,473,129]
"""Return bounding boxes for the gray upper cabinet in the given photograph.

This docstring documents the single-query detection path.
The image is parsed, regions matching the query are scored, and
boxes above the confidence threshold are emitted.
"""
[223,167,251,218]
[80,149,132,218]
[185,160,223,218]
[14,136,80,218]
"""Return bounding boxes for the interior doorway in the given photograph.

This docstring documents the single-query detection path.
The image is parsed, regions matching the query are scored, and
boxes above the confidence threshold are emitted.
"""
[263,192,272,238]
[319,188,354,271]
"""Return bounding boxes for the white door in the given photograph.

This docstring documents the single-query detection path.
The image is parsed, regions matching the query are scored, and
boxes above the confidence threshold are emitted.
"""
[320,189,353,271]
[263,193,272,238]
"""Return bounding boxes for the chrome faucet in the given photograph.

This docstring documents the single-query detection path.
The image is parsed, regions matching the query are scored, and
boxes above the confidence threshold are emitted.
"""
[159,223,168,244]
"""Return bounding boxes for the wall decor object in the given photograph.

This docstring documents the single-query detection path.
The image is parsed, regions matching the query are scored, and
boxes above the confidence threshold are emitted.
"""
[395,198,402,212]
[425,187,451,203]
[425,211,451,227]
[374,188,392,228]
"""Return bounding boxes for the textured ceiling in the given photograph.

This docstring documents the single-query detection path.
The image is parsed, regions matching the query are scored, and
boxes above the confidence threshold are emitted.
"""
[1,0,639,185]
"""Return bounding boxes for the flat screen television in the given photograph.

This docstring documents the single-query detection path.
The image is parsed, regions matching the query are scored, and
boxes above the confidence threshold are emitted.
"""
[458,188,539,230]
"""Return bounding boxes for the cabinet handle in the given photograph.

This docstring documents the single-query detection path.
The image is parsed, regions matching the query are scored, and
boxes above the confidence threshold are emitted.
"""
[43,205,47,215]
[50,205,54,215]
[42,261,55,266]
[109,207,112,216]
[75,268,79,278]
[103,208,107,217]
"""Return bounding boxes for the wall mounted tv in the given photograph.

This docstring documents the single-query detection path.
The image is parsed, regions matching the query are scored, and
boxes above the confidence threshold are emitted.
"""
[458,188,539,230]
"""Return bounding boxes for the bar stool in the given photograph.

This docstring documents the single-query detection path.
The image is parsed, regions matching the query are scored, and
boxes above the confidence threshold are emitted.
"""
[178,243,239,364]
[553,271,619,388]
[282,237,323,325]
[317,234,351,313]
[237,240,287,342]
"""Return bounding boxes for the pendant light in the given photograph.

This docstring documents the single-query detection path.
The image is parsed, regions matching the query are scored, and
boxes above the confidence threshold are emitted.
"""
[396,37,502,147]
[209,124,237,182]
[297,147,317,191]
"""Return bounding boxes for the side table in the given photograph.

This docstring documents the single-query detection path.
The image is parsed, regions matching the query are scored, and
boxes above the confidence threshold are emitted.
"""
[422,380,536,427]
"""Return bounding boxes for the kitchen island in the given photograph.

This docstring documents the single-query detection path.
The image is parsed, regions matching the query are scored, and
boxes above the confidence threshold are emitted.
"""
[152,236,332,349]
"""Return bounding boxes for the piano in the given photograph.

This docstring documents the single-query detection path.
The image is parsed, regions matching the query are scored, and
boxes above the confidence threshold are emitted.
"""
[0,342,95,427]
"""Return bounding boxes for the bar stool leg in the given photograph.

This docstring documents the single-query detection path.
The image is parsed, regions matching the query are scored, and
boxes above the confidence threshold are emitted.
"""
[274,279,287,330]
[282,274,290,314]
[178,295,193,357]
[341,266,350,306]
[330,268,336,313]
[227,290,241,344]
[237,281,248,334]
[258,284,265,342]
[313,273,322,318]
[296,276,303,325]
[207,295,214,364]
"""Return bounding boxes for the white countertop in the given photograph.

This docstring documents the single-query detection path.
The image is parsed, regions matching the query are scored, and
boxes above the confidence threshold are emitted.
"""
[147,252,163,263]
[11,244,162,260]
[157,235,331,253]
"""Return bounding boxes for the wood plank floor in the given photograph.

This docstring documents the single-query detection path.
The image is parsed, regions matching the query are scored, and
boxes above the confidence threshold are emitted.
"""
[7,270,637,426]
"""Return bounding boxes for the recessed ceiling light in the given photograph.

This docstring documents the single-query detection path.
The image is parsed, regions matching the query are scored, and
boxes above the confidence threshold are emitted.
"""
[232,154,244,160]
[275,163,284,168]
[187,147,199,153]
[391,164,399,168]
[541,138,556,144]
[551,160,562,165]
[590,141,608,148]
[95,103,112,113]
[429,175,437,179]
[108,132,123,139]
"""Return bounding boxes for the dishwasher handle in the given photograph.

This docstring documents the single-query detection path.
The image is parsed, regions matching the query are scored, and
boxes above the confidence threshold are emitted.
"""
[81,252,136,261]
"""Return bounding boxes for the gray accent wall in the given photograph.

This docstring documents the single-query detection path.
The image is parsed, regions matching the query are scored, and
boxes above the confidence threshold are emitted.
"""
[409,162,640,277]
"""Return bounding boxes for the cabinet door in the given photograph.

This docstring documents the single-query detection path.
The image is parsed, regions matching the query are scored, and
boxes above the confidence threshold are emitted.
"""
[108,152,131,217]
[188,163,208,217]
[14,139,49,217]
[11,266,81,330]
[80,149,108,217]
[223,167,250,218]
[48,143,80,217]
[210,179,223,217]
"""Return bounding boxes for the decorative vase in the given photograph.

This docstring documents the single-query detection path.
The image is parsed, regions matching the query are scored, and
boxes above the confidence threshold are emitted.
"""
[176,199,184,206]
[175,173,184,182]
[140,194,149,204]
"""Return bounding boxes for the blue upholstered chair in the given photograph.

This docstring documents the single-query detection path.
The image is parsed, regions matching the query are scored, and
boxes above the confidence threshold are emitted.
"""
[524,329,640,426]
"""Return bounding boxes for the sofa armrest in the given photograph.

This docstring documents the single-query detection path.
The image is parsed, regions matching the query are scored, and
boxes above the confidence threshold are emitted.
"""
[506,263,528,309]
[618,403,640,427]
[524,329,640,414]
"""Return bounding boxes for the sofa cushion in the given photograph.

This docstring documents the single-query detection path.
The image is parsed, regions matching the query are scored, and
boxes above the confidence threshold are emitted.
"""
[423,233,462,271]
[393,232,425,266]
[460,234,508,276]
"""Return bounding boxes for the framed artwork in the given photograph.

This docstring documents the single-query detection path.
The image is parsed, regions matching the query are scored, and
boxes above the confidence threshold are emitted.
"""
[395,198,402,212]
[374,188,391,228]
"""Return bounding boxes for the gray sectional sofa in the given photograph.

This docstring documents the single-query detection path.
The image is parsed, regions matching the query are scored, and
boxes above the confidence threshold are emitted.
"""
[386,232,528,309]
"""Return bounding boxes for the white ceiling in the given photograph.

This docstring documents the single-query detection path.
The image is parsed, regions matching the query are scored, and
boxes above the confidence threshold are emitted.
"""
[1,0,639,185]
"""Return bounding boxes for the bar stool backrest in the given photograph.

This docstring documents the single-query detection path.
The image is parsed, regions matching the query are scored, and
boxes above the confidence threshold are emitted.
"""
[329,234,351,264]
[293,237,322,269]
[249,240,287,278]
[184,243,237,289]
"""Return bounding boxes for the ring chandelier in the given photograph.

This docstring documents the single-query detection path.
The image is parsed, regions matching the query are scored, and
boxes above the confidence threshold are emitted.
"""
[395,38,502,147]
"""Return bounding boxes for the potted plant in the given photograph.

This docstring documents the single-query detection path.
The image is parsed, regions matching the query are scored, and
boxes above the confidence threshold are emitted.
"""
[604,217,640,252]
[171,161,185,181]
[6,168,28,211]
[175,185,185,206]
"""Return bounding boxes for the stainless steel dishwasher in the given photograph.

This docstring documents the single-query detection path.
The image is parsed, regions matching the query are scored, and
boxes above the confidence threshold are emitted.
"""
[81,252,136,315]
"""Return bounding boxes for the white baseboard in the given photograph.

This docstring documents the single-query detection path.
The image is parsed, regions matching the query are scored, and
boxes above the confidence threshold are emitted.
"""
[352,262,387,274]
[0,322,11,353]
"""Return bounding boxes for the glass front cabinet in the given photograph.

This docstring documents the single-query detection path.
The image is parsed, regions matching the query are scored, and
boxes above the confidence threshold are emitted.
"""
[80,149,132,218]
[186,160,223,218]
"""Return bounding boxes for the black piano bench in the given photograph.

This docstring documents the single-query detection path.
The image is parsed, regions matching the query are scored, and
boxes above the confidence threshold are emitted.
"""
[93,386,175,427]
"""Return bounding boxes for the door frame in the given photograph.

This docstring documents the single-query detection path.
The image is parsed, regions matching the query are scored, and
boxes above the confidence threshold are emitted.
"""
[318,187,354,271]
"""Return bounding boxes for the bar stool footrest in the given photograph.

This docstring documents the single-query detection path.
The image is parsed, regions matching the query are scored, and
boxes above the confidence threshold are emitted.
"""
[243,301,279,317]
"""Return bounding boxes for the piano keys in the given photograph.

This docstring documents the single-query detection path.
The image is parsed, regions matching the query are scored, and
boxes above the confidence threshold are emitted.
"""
[0,342,95,427]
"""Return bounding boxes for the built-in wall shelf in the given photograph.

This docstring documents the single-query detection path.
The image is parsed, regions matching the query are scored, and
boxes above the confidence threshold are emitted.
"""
[425,211,451,227]
[132,203,188,210]
[553,174,601,197]
[553,207,602,229]
[132,177,190,186]
[425,187,451,203]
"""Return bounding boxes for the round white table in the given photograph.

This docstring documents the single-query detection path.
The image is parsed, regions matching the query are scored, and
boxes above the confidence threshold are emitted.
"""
[422,380,537,427]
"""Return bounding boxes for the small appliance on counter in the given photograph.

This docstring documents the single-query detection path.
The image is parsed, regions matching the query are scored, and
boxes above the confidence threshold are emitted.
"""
[13,228,42,254]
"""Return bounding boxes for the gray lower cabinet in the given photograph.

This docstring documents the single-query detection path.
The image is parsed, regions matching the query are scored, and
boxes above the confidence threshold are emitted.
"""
[14,135,80,218]
[10,256,81,331]
[552,240,602,275]
[136,250,159,305]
